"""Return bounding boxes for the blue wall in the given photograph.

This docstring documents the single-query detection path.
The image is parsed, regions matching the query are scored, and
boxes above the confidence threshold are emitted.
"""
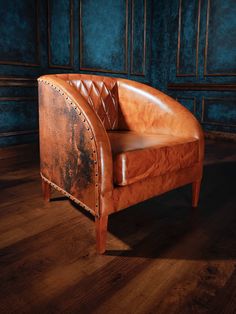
[164,0,236,134]
[0,0,235,148]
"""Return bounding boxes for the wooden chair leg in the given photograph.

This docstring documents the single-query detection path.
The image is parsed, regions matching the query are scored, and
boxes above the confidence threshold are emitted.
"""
[192,180,201,207]
[42,179,51,202]
[95,215,108,254]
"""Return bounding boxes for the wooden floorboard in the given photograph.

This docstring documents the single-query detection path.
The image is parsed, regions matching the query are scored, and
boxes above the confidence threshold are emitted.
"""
[0,140,236,313]
[210,268,236,314]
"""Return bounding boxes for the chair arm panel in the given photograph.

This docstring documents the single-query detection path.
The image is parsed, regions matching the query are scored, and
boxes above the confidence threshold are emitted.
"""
[38,76,113,216]
[117,79,204,162]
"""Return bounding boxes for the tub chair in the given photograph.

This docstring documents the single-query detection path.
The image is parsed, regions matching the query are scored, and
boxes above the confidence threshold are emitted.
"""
[38,74,204,254]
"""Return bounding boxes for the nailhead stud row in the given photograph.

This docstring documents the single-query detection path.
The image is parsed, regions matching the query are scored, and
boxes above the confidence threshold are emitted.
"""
[41,173,98,217]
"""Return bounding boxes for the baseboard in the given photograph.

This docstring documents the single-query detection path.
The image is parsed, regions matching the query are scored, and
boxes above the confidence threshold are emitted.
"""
[0,143,39,160]
[0,143,39,172]
[205,131,236,142]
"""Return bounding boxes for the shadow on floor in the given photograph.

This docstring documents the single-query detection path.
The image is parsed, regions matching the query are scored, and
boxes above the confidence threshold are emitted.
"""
[68,160,236,260]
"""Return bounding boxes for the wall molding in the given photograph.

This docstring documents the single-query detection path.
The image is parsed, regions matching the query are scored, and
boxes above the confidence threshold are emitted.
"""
[0,96,37,102]
[0,96,38,141]
[0,0,40,67]
[0,96,38,139]
[79,0,128,74]
[130,0,147,76]
[205,131,236,142]
[47,0,74,69]
[204,0,236,77]
[168,83,236,91]
[0,129,38,138]
[201,97,236,127]
[0,77,37,87]
[176,0,201,77]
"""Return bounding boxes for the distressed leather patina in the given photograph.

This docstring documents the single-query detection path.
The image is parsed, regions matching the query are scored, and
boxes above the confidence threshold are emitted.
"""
[38,74,204,253]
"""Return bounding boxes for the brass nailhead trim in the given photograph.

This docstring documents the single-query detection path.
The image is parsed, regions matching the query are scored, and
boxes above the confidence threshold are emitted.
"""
[39,79,100,215]
[41,173,98,217]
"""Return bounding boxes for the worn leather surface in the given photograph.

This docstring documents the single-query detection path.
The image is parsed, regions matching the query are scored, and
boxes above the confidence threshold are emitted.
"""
[39,83,97,213]
[38,73,204,217]
[108,131,199,186]
[112,163,202,212]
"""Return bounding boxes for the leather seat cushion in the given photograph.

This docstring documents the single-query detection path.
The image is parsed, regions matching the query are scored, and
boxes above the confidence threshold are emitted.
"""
[108,131,199,186]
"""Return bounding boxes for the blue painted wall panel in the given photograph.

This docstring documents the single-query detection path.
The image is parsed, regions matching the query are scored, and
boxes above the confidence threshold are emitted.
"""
[0,100,38,132]
[80,0,127,73]
[49,0,72,67]
[166,0,236,133]
[206,0,236,75]
[0,0,39,65]
[177,97,196,114]
[131,0,145,75]
[203,98,236,126]
[177,0,199,76]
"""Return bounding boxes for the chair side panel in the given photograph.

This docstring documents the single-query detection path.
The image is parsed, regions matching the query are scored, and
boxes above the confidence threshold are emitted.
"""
[38,82,97,214]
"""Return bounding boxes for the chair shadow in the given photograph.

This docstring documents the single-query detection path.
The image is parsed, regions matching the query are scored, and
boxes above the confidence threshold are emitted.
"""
[50,196,68,202]
[0,178,36,190]
[104,160,236,260]
[57,160,236,260]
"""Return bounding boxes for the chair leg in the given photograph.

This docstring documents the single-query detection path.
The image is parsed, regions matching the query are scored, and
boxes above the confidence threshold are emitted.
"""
[42,179,51,202]
[95,215,108,254]
[192,180,201,207]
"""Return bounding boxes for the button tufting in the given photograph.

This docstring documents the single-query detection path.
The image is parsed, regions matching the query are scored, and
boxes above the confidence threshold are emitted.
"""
[68,79,119,130]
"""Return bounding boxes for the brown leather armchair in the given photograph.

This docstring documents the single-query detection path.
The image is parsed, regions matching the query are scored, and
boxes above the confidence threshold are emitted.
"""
[38,74,204,253]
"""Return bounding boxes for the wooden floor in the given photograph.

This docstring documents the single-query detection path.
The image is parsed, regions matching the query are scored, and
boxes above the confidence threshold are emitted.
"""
[0,140,236,314]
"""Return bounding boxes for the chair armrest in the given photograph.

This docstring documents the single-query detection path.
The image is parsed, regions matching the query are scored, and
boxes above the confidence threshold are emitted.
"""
[117,79,204,161]
[38,75,113,216]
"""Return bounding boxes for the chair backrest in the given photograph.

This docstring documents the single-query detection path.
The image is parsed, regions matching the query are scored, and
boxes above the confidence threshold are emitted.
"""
[58,74,119,130]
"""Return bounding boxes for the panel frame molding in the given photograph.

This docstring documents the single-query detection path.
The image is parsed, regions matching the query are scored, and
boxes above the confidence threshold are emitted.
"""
[204,131,236,142]
[0,129,38,138]
[204,0,236,77]
[201,97,236,127]
[168,83,236,91]
[47,0,74,69]
[130,0,147,76]
[0,77,37,87]
[176,0,201,77]
[0,0,40,67]
[0,96,38,138]
[79,0,129,74]
[0,96,37,102]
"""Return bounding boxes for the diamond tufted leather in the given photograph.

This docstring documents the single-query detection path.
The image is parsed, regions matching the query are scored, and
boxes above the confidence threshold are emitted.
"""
[38,73,204,254]
[68,79,119,130]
